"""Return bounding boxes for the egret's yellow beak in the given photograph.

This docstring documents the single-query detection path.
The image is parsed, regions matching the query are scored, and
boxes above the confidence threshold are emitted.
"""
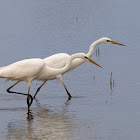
[110,40,125,46]
[87,57,102,68]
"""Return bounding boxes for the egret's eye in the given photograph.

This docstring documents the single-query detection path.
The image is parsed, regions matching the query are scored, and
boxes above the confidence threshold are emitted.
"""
[107,40,110,42]
[84,56,88,59]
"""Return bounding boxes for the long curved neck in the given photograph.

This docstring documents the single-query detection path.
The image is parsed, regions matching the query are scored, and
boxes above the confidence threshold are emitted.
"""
[46,53,84,76]
[87,39,102,57]
[68,39,102,71]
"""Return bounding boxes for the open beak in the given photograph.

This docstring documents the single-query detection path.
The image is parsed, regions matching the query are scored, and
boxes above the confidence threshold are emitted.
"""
[87,58,102,68]
[110,40,125,46]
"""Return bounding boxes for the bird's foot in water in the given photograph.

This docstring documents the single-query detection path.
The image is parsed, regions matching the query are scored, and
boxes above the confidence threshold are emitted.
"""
[27,94,33,108]
[66,91,72,100]
[68,95,72,100]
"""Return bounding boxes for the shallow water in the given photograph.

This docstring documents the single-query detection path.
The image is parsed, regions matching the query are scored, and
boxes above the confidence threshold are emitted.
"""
[0,0,140,139]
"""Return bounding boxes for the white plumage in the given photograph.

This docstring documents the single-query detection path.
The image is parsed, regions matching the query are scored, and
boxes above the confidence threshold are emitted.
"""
[0,58,45,82]
[0,53,101,108]
[34,37,125,98]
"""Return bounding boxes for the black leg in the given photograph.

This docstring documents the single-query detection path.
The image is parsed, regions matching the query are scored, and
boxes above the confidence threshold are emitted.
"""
[59,77,72,98]
[7,81,33,107]
[27,83,31,109]
[34,80,47,98]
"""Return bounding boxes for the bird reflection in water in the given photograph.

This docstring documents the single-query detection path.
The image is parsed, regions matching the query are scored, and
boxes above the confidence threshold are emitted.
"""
[6,98,75,140]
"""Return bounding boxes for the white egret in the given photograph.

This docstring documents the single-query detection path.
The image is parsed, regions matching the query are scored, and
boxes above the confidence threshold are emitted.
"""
[1,53,101,108]
[34,37,125,98]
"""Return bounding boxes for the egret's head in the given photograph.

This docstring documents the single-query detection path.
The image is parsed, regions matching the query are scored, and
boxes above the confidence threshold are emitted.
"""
[76,53,101,68]
[84,55,102,68]
[99,37,125,46]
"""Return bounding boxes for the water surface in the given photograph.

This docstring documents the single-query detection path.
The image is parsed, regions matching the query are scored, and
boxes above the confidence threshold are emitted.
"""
[0,0,140,139]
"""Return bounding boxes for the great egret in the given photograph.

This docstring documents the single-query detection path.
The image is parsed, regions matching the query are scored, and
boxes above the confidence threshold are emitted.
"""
[1,53,101,108]
[34,37,125,98]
